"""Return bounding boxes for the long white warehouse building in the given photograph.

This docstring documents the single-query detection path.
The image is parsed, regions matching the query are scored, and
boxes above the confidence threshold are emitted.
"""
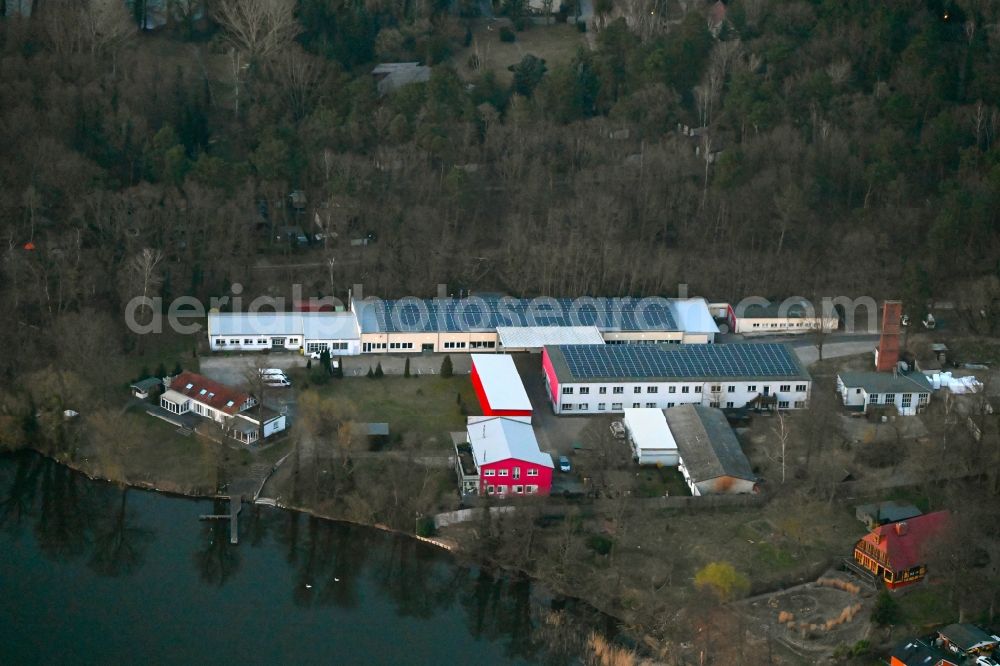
[206,296,720,356]
[541,343,811,415]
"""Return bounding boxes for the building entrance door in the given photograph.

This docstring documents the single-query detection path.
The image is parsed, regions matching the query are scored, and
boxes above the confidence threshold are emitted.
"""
[422,343,434,352]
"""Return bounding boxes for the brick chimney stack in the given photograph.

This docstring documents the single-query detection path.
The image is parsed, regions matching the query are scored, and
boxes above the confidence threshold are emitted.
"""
[875,301,902,372]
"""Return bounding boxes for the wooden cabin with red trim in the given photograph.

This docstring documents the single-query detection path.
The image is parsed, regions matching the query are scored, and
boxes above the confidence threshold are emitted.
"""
[470,354,532,418]
[853,510,949,589]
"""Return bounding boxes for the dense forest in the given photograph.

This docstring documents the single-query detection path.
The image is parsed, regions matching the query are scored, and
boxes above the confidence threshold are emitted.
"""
[2,0,1000,374]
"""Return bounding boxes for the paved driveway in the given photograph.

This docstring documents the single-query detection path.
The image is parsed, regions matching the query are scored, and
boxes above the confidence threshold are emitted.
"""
[340,353,472,377]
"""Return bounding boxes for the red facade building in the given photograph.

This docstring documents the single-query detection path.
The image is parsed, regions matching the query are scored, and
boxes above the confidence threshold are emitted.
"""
[853,510,949,589]
[466,416,553,497]
[470,354,533,418]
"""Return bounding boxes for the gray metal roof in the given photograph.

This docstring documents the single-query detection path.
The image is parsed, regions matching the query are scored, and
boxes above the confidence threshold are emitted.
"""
[130,377,161,391]
[353,296,678,334]
[208,312,359,341]
[665,405,755,483]
[497,325,605,348]
[838,371,932,394]
[546,342,809,383]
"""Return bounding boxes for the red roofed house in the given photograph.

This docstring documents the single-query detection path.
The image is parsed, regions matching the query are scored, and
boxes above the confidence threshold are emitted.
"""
[853,510,949,589]
[454,416,553,497]
[159,371,286,445]
[470,354,533,418]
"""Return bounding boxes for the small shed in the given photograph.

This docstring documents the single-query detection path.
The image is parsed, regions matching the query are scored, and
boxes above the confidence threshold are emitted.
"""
[936,623,999,656]
[665,404,756,496]
[622,408,678,466]
[470,354,532,417]
[855,501,922,530]
[130,377,162,400]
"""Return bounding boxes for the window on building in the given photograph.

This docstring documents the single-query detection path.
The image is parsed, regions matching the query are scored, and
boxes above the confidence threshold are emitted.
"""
[647,386,658,394]
[498,469,509,477]
[869,393,878,404]
[513,485,523,494]
[778,401,790,409]
[257,339,267,345]
[563,404,573,411]
[217,339,226,346]
[633,386,642,394]
[901,394,912,408]
[229,339,239,345]
[290,338,299,344]
[794,401,806,408]
[885,393,895,404]
[796,384,807,392]
[855,388,861,394]
[562,387,574,395]
[599,387,607,395]
[727,386,735,393]
[244,339,252,345]
[645,402,656,408]
[578,403,589,411]
[612,402,622,410]
[710,401,720,407]
[747,385,755,392]
[613,386,624,394]
[632,402,640,408]
[667,402,675,408]
[694,386,702,393]
[526,485,537,494]
[681,386,690,394]
[780,384,791,392]
[668,386,676,394]
[487,486,495,494]
[484,470,495,476]
[513,467,521,480]
[918,394,929,405]
[527,469,539,477]
[711,385,721,393]
[726,402,734,408]
[579,387,590,395]
[598,403,606,410]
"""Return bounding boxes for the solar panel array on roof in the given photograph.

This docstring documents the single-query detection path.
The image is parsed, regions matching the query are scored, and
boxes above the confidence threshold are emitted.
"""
[557,343,806,381]
[365,297,677,333]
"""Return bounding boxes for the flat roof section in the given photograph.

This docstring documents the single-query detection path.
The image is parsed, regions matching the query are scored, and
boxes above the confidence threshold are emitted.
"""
[497,325,605,349]
[546,343,810,383]
[623,408,677,453]
[471,354,532,413]
[353,296,678,334]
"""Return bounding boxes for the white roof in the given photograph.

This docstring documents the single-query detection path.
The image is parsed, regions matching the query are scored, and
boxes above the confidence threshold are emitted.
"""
[669,298,720,335]
[623,408,677,452]
[300,312,359,341]
[467,417,553,468]
[497,325,605,349]
[208,312,359,341]
[471,354,532,412]
[160,388,190,404]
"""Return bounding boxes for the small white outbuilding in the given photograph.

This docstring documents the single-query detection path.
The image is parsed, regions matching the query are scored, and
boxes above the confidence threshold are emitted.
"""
[622,408,678,466]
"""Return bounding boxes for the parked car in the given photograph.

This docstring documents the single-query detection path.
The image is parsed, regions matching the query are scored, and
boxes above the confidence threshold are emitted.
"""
[558,455,571,473]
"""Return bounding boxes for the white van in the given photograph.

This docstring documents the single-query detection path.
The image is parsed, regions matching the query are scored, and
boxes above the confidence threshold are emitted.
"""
[263,377,292,388]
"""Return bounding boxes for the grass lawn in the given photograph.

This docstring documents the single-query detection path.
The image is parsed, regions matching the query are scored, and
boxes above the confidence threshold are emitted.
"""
[314,375,480,446]
[898,586,955,629]
[453,22,587,85]
[634,466,691,497]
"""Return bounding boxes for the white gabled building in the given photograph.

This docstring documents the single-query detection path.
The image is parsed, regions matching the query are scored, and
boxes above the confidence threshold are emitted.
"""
[837,371,932,416]
[159,371,286,444]
[542,343,811,415]
[207,312,361,356]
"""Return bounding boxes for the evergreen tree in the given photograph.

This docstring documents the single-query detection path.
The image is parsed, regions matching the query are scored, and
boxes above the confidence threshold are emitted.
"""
[374,362,384,378]
[367,367,375,379]
[172,361,183,376]
[440,355,453,377]
[156,362,168,378]
[404,357,411,378]
[320,348,332,374]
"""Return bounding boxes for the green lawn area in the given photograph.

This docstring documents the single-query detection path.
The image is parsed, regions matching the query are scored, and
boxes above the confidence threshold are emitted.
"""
[452,22,587,85]
[634,466,691,497]
[897,587,956,629]
[313,375,480,446]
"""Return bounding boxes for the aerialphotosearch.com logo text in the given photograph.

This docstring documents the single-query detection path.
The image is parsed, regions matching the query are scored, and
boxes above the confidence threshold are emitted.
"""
[124,282,882,336]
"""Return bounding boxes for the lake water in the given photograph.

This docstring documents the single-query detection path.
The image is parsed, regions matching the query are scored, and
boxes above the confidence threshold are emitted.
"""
[0,452,614,665]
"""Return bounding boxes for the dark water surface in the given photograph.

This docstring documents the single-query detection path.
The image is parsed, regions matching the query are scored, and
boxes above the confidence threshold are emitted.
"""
[0,452,611,665]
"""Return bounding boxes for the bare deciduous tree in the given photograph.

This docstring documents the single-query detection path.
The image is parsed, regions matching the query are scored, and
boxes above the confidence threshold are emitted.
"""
[213,0,300,63]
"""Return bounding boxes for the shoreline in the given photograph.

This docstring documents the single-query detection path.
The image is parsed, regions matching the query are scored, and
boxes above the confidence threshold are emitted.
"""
[20,445,640,644]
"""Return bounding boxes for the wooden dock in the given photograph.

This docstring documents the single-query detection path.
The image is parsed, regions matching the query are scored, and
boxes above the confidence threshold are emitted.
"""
[198,495,243,545]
